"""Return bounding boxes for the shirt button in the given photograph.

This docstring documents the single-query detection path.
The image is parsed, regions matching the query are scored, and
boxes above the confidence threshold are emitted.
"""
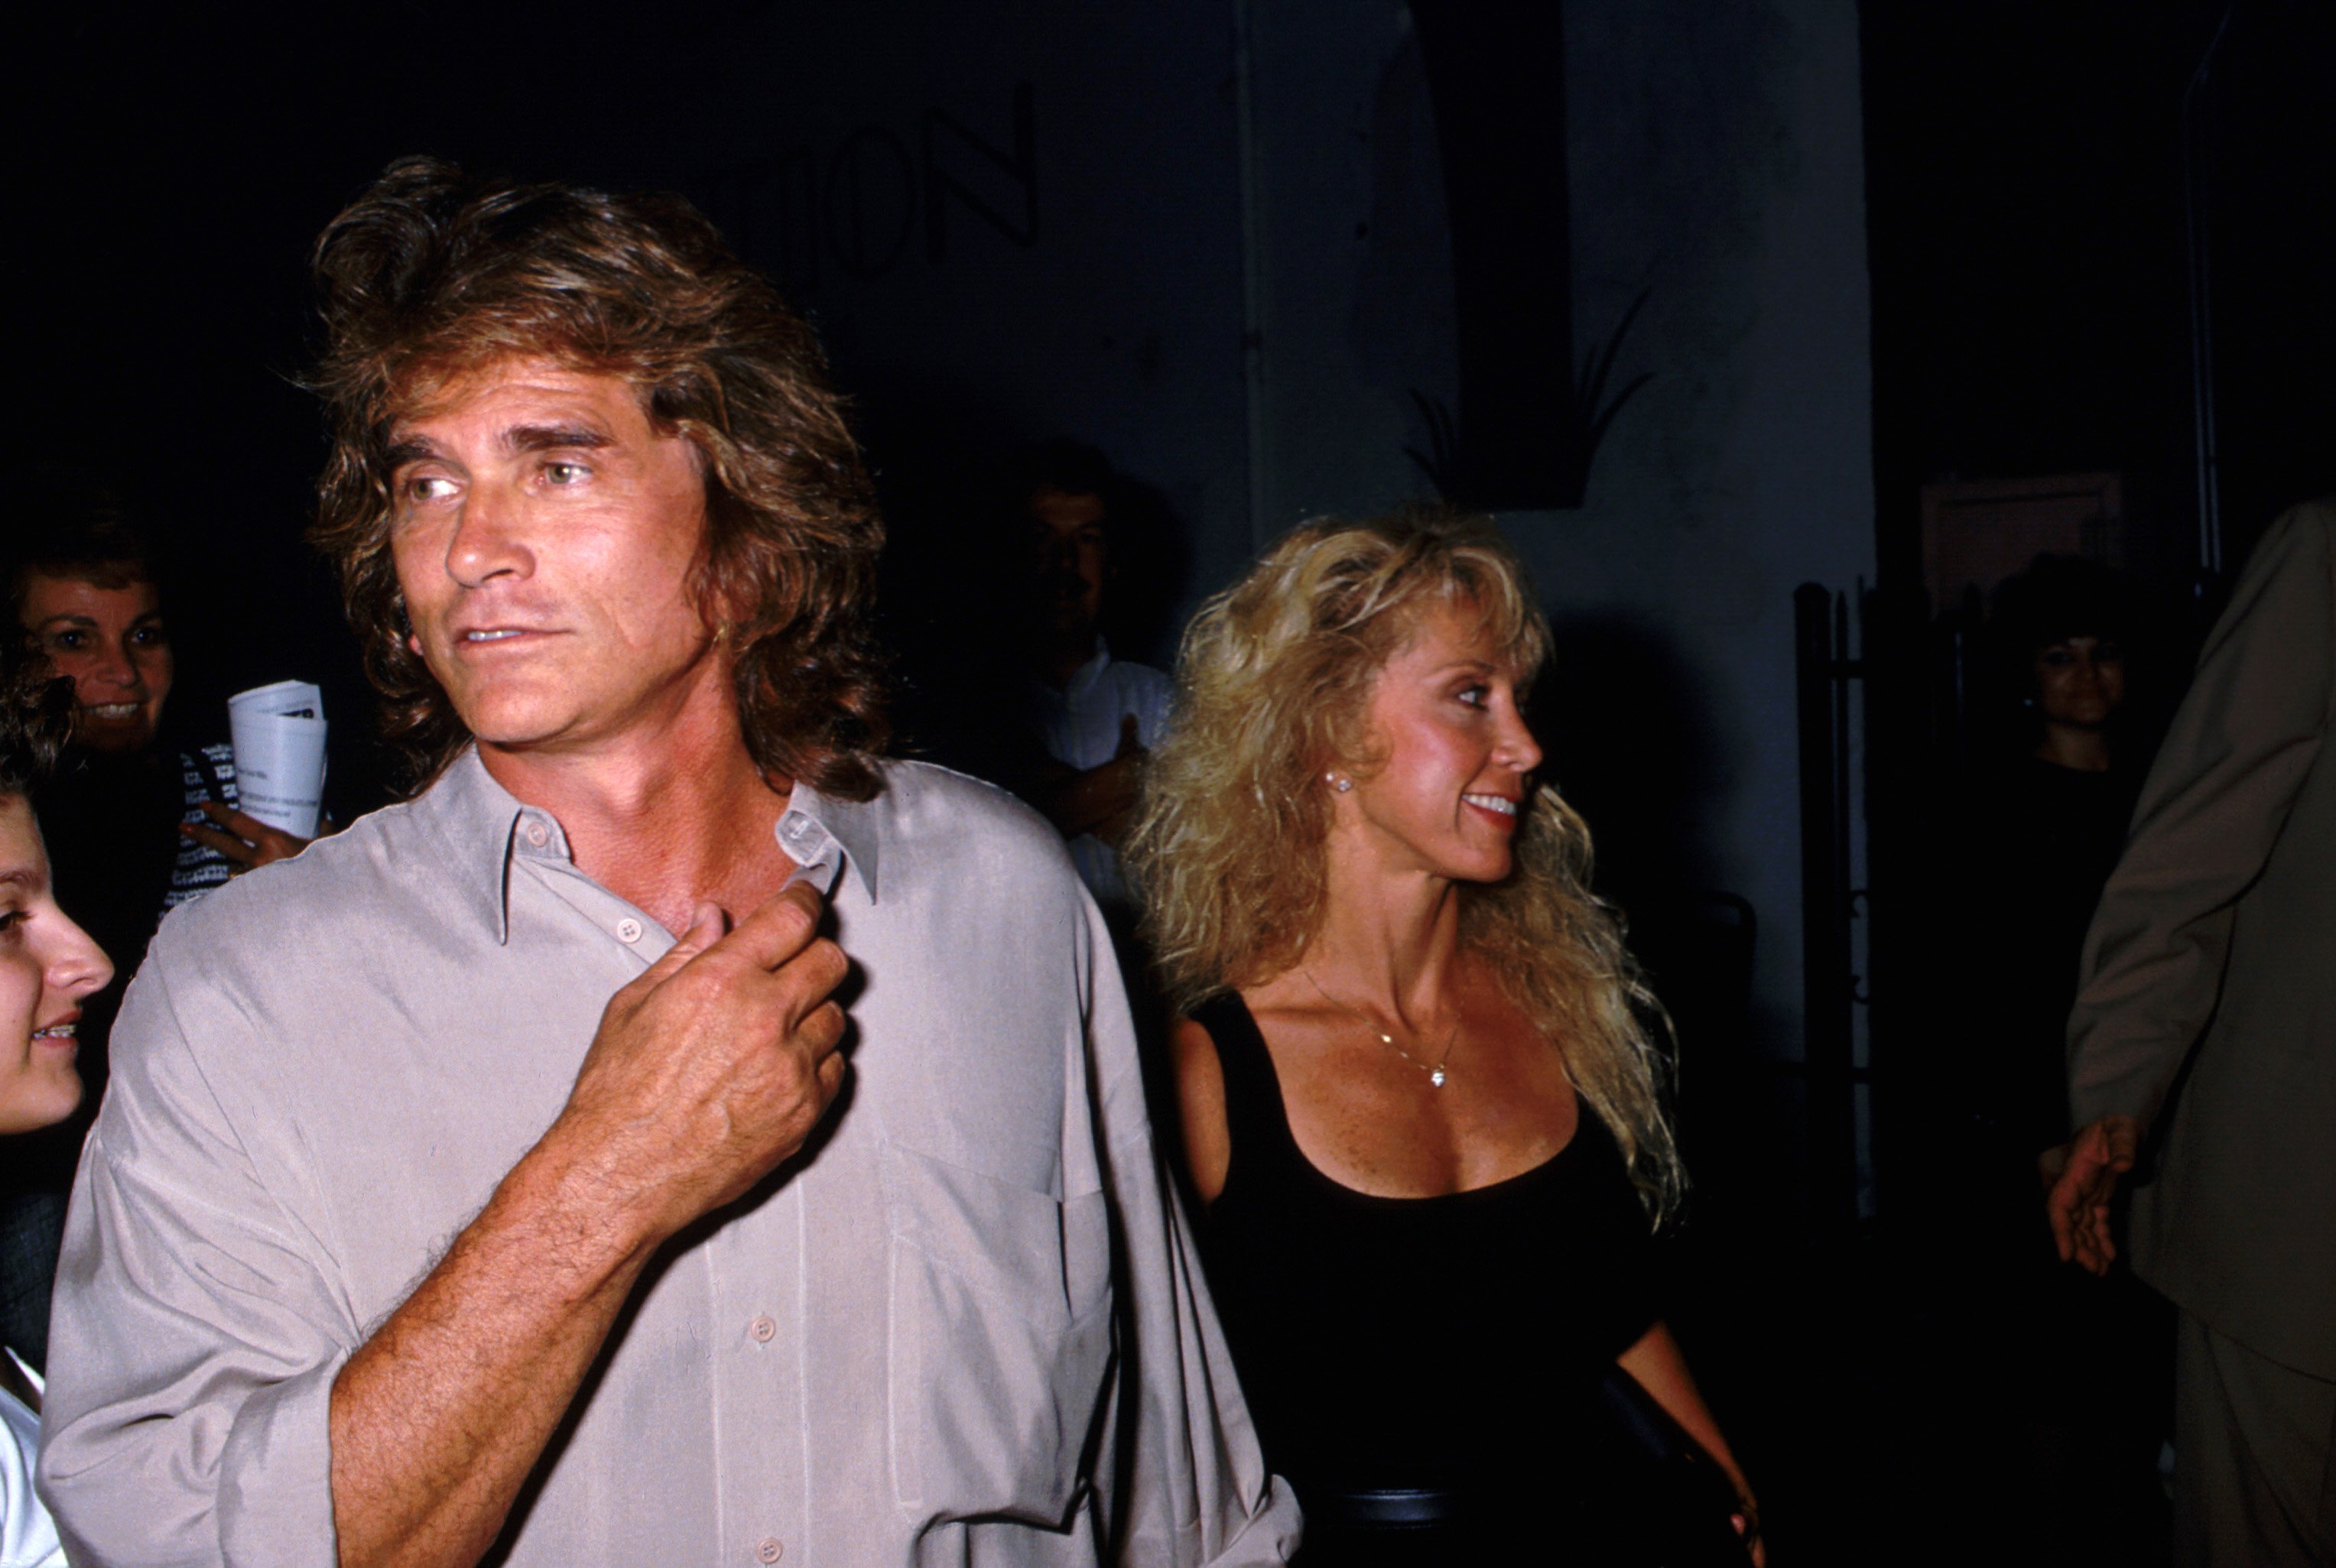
[524,821,549,848]
[755,1537,784,1563]
[749,1315,777,1343]
[616,917,643,943]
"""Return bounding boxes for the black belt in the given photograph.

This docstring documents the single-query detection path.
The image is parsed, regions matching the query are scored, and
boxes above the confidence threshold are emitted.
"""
[1304,1486,1465,1531]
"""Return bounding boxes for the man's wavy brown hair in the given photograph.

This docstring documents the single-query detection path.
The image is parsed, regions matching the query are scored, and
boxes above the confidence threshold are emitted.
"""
[308,156,888,797]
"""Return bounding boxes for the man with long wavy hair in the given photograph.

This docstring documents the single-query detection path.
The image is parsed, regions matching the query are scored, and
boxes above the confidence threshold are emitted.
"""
[40,157,1293,1568]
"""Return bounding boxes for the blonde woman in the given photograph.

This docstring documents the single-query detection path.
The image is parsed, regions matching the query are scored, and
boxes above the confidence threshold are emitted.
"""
[1129,510,1759,1565]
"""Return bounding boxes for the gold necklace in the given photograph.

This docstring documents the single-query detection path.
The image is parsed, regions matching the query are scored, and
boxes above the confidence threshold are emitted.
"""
[1300,969,1461,1088]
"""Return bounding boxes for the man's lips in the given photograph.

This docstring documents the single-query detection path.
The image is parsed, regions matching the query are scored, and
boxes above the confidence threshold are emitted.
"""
[450,626,560,649]
[31,1012,80,1045]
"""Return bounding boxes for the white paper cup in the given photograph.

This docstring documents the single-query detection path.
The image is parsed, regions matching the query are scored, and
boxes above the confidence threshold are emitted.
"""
[228,681,328,839]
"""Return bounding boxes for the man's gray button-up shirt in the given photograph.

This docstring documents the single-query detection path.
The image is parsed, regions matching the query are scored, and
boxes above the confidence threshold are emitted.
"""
[38,748,1295,1566]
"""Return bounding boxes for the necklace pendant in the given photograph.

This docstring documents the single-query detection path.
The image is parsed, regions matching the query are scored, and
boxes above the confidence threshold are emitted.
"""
[1429,1067,1446,1088]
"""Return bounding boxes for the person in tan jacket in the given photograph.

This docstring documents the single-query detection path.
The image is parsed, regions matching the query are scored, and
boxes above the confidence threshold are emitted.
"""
[2047,497,2336,1566]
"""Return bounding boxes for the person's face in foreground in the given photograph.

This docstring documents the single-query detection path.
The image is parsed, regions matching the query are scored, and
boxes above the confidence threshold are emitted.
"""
[2031,634,2126,729]
[19,573,174,756]
[1339,598,1543,885]
[1029,486,1109,641]
[0,790,112,1135]
[387,358,722,756]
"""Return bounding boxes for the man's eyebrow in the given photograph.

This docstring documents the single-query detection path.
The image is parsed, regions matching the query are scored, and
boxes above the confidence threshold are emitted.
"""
[0,868,36,891]
[382,424,612,469]
[33,614,97,628]
[505,424,612,453]
[382,435,443,469]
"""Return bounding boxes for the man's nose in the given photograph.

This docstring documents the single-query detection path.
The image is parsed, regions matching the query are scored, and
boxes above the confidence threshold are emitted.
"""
[446,485,533,588]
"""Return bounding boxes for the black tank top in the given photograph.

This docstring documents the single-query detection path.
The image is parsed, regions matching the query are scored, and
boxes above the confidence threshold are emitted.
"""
[1191,990,1661,1500]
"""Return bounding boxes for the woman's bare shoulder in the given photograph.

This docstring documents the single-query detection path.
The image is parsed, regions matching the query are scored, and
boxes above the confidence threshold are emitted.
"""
[1168,1013,1225,1073]
[1168,1010,1236,1204]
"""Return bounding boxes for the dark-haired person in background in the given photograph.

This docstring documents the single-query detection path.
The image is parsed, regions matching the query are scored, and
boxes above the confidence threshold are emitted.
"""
[0,495,310,1368]
[1925,554,2172,1552]
[0,647,115,1567]
[40,157,1293,1568]
[1017,440,1175,918]
[1960,555,2151,1180]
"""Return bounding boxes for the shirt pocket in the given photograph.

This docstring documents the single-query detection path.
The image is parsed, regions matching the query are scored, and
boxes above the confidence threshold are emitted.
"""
[880,1139,1115,1524]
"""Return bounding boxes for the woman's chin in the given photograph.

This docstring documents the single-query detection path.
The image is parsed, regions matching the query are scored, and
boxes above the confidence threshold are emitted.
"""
[75,722,157,756]
[0,1060,86,1135]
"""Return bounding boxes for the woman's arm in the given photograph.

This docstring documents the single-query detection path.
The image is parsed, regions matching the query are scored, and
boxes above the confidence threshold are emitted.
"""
[1168,1016,1233,1206]
[1615,1320,1764,1565]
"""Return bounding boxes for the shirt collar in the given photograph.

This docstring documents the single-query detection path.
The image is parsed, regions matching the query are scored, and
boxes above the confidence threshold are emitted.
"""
[774,774,883,904]
[427,747,884,946]
[1064,636,1113,703]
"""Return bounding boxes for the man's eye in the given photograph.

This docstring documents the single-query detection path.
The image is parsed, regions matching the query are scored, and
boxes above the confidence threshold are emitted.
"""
[544,462,589,485]
[47,630,86,651]
[404,475,457,503]
[130,625,169,648]
[0,908,24,938]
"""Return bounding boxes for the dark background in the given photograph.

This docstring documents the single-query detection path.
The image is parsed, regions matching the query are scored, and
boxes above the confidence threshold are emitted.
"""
[1865,0,2336,594]
[10,3,2333,1561]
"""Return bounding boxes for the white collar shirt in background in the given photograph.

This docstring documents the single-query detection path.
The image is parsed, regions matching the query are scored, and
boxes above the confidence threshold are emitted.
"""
[2,1351,61,1568]
[38,748,1294,1567]
[1030,640,1174,910]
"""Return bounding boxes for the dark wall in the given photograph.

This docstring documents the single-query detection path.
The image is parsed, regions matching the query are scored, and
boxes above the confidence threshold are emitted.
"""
[14,4,1261,808]
[1863,0,2336,594]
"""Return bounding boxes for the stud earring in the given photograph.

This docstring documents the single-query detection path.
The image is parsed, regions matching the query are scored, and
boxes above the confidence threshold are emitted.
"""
[1327,771,1353,794]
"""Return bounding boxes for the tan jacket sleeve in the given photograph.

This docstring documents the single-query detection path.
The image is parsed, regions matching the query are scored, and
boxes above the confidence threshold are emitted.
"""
[1071,904,1301,1566]
[2068,502,2336,1131]
[36,947,353,1568]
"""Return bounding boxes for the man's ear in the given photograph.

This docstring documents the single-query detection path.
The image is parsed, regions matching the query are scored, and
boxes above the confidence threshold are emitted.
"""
[697,570,751,651]
[688,468,751,646]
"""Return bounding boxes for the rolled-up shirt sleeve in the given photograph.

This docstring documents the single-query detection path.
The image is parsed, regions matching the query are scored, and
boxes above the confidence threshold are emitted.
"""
[1074,905,1300,1566]
[37,951,354,1568]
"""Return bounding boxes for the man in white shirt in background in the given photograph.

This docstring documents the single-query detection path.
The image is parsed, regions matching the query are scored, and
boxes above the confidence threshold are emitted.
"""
[1019,442,1176,917]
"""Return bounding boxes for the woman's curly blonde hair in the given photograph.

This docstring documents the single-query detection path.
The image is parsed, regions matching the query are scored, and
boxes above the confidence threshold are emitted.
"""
[1126,507,1685,1223]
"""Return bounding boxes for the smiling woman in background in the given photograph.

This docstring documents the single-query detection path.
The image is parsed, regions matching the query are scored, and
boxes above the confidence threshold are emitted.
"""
[1968,554,2149,1159]
[0,482,314,1369]
[1127,509,1758,1566]
[1918,554,2172,1549]
[0,648,115,1568]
